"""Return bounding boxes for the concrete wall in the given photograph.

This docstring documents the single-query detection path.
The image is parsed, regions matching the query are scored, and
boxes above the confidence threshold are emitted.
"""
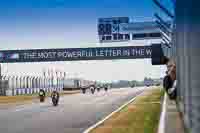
[166,0,200,132]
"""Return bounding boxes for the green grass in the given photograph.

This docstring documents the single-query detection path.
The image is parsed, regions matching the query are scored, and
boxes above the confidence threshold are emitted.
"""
[90,88,164,133]
[0,90,80,104]
[19,92,52,97]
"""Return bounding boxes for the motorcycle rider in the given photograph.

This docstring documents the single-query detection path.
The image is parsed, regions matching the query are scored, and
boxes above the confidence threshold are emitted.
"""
[39,89,46,102]
[51,90,60,105]
[104,85,108,92]
[81,87,86,94]
[97,86,100,92]
[90,85,95,94]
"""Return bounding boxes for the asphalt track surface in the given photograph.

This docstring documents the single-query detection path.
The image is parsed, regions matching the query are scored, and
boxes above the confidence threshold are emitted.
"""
[0,87,145,133]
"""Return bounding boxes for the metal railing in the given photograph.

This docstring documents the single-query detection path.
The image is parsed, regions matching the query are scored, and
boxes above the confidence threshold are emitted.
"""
[0,74,65,96]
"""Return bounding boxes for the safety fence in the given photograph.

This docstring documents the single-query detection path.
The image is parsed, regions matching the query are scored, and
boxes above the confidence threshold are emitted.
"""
[6,87,63,96]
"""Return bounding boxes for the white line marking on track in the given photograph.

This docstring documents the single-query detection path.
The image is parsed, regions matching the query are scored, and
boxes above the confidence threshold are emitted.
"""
[157,93,167,133]
[83,91,144,133]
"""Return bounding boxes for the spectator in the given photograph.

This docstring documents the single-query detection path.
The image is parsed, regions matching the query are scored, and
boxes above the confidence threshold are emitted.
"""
[163,59,177,100]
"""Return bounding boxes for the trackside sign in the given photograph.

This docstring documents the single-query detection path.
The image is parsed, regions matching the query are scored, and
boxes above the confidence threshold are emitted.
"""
[0,46,152,63]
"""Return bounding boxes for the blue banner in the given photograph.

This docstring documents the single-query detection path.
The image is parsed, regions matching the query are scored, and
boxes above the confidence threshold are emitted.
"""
[0,46,152,63]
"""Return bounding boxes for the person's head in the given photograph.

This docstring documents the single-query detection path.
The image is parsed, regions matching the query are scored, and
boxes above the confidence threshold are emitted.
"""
[166,59,176,81]
[165,71,168,75]
[163,57,169,64]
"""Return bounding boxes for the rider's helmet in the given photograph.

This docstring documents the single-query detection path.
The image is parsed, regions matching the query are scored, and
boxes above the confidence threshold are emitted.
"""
[90,86,94,89]
[52,90,59,98]
[39,89,44,96]
[52,90,56,95]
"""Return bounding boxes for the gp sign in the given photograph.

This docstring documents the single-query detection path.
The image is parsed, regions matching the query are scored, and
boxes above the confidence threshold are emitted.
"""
[0,46,152,63]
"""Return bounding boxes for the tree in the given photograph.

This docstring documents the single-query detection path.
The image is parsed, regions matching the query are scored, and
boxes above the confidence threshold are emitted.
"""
[129,80,138,87]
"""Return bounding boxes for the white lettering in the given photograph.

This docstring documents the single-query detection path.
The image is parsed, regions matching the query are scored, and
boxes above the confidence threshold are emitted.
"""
[104,50,109,56]
[66,52,73,57]
[117,50,121,56]
[38,53,44,58]
[32,53,37,58]
[57,52,63,57]
[72,51,77,57]
[123,50,130,56]
[23,53,30,59]
[81,51,86,57]
[95,50,99,56]
[132,49,142,56]
[37,52,57,59]
[77,51,81,57]
[52,52,57,57]
[112,50,117,56]
[108,50,112,56]
[140,49,144,56]
[24,52,37,59]
[135,49,141,55]
[89,51,93,57]
[100,50,104,56]
[60,52,73,58]
[86,50,91,57]
[146,49,152,56]
[132,49,135,55]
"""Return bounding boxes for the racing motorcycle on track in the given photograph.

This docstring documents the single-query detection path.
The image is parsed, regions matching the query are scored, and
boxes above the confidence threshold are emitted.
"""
[97,87,100,92]
[51,91,60,106]
[90,86,95,94]
[104,86,108,92]
[39,89,46,102]
[81,87,86,94]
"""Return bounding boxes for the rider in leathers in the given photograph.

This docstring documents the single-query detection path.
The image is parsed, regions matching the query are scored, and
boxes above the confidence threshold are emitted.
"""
[51,90,60,104]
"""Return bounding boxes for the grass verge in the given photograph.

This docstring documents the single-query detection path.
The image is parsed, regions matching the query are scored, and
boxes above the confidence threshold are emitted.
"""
[90,87,164,133]
[0,90,80,105]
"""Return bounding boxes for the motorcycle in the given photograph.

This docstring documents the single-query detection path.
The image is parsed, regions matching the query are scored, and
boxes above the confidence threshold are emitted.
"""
[52,93,59,106]
[82,88,86,94]
[90,87,95,94]
[97,87,100,92]
[104,87,108,92]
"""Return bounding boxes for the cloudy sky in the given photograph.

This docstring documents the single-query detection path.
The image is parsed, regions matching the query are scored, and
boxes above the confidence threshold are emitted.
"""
[0,0,173,82]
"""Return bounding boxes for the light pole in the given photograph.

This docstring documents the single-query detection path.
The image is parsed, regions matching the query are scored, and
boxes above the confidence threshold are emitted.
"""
[29,76,32,89]
[51,69,54,89]
[20,76,23,89]
[26,76,30,88]
[55,70,58,90]
[7,75,12,90]
[43,69,46,89]
[11,75,16,96]
[40,77,43,89]
[12,75,15,89]
[2,75,8,95]
[63,72,66,88]
[23,76,26,89]
[32,76,36,88]
[15,76,18,89]
[35,77,38,88]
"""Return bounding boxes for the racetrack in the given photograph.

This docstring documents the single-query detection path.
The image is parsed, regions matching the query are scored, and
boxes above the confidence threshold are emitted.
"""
[0,87,145,133]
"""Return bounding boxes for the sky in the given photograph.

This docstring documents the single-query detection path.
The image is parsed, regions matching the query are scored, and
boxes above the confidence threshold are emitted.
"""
[0,0,173,82]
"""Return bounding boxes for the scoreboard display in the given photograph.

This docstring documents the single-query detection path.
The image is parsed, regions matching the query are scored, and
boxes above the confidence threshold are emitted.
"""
[98,17,130,43]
